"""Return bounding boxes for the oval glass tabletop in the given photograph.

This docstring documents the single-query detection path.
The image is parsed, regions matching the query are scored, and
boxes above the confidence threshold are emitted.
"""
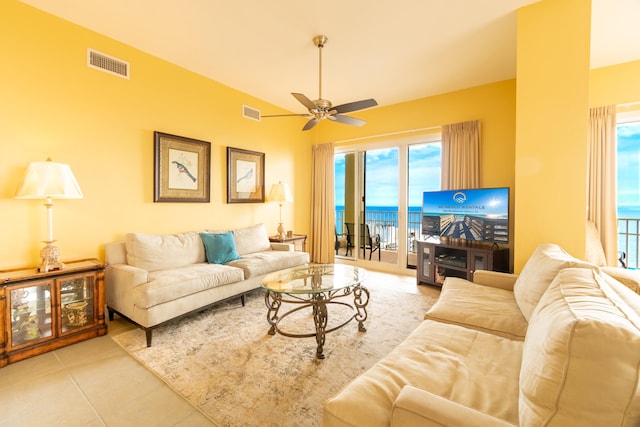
[261,264,367,294]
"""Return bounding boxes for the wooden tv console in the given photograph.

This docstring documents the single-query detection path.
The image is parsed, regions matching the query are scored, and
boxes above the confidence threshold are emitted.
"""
[416,239,510,286]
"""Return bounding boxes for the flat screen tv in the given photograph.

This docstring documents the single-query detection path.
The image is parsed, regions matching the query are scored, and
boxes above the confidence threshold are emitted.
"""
[422,187,509,244]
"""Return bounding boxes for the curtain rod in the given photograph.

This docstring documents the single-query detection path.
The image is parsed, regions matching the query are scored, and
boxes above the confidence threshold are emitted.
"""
[332,125,441,145]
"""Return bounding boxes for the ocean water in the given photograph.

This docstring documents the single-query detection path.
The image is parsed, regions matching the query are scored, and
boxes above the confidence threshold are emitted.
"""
[618,205,640,219]
[336,205,640,268]
[337,205,640,217]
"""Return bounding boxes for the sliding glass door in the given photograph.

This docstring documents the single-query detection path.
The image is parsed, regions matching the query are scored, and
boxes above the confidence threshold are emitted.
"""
[335,135,441,272]
[407,142,441,267]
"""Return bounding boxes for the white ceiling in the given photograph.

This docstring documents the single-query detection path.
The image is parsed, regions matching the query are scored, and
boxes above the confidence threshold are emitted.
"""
[19,0,640,115]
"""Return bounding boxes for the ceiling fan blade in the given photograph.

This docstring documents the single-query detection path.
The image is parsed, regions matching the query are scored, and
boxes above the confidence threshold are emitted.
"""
[331,114,366,127]
[302,118,319,131]
[333,98,378,114]
[292,93,317,111]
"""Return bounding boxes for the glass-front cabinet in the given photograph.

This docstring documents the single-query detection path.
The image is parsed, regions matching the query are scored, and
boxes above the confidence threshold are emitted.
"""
[9,281,53,348]
[0,259,106,368]
[60,273,95,335]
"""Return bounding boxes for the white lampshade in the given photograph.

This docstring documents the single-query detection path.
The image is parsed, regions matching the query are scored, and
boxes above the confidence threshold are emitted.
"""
[15,159,83,200]
[268,181,293,203]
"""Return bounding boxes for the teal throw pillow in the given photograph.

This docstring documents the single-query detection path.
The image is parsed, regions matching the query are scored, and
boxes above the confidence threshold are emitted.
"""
[200,232,241,264]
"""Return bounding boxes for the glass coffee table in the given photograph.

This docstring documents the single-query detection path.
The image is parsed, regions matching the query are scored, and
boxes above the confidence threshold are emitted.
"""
[261,264,369,359]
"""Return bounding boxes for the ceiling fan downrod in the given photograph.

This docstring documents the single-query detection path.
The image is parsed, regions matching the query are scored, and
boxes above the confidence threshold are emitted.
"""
[313,35,328,102]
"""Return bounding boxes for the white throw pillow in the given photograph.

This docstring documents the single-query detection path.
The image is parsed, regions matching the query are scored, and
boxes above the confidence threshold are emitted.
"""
[126,231,205,271]
[519,268,640,427]
[232,223,271,255]
[513,243,598,320]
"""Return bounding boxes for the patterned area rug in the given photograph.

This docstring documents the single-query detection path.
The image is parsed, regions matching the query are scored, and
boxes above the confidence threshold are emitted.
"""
[111,274,439,427]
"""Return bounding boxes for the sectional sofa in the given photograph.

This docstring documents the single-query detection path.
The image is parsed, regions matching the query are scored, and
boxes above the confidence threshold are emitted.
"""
[322,243,640,427]
[104,223,309,346]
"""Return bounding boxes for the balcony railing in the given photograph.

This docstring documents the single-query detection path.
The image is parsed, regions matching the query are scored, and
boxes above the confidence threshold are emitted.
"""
[335,208,421,254]
[337,210,639,270]
[619,218,640,269]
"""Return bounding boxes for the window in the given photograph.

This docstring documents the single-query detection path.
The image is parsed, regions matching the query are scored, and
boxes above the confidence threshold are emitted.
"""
[617,118,640,269]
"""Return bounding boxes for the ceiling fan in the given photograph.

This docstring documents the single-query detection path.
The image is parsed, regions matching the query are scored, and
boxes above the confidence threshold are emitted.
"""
[262,35,378,131]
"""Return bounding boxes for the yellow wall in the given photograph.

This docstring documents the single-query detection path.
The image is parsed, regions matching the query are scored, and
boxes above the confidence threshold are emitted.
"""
[514,0,591,270]
[0,1,312,269]
[3,1,640,272]
[591,60,640,108]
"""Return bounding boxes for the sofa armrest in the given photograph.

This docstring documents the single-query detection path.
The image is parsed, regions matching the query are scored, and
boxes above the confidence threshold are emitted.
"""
[270,242,294,251]
[105,263,148,317]
[392,386,517,427]
[601,266,640,293]
[472,270,519,291]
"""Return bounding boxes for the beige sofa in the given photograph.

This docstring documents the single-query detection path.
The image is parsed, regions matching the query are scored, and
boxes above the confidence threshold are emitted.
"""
[105,223,309,346]
[322,244,640,427]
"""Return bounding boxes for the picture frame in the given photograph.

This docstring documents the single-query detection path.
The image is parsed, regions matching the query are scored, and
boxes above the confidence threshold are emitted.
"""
[154,131,211,202]
[226,147,265,203]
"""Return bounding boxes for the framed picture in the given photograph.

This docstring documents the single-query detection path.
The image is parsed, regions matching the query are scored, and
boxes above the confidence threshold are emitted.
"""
[154,131,211,202]
[226,147,265,203]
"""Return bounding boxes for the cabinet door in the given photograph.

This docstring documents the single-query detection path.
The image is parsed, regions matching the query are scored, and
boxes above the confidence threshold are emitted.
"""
[8,280,54,349]
[59,273,96,334]
[469,251,490,277]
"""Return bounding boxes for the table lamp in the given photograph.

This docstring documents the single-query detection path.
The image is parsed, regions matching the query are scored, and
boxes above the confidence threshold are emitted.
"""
[15,158,83,272]
[268,181,293,240]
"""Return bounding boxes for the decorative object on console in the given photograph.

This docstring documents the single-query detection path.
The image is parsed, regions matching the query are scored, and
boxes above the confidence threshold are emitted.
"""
[15,158,83,272]
[227,147,265,203]
[268,181,293,240]
[154,131,211,203]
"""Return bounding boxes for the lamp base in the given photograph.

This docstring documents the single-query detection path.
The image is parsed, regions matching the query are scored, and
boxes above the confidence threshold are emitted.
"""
[39,241,65,273]
[277,223,286,241]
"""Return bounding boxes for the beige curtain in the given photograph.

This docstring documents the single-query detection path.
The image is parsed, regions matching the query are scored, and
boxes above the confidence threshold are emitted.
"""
[587,105,618,266]
[441,120,481,190]
[310,142,335,263]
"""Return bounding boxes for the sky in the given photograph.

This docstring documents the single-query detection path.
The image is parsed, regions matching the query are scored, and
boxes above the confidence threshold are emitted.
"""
[617,122,640,209]
[335,143,441,208]
[336,122,640,214]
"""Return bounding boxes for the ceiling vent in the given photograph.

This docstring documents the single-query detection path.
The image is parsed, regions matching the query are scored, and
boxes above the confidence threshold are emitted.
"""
[242,105,261,121]
[87,49,129,79]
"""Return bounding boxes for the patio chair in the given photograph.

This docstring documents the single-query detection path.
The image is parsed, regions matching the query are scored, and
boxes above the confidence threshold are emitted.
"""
[361,223,381,261]
[335,226,349,256]
[343,222,355,257]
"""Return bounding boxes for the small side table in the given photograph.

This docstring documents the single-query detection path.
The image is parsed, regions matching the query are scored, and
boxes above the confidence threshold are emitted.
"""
[269,234,307,252]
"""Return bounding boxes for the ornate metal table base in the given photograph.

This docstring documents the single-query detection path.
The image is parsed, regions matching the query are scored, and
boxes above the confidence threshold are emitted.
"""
[264,284,370,359]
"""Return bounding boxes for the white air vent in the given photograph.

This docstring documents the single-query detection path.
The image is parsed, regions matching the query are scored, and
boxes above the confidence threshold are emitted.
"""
[87,49,130,79]
[242,105,261,121]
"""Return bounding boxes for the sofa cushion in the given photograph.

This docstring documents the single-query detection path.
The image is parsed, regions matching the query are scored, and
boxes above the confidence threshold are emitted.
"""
[126,231,205,272]
[232,223,271,256]
[519,268,640,427]
[228,250,309,279]
[323,320,523,427]
[135,263,244,308]
[200,232,241,264]
[425,277,528,340]
[513,243,598,320]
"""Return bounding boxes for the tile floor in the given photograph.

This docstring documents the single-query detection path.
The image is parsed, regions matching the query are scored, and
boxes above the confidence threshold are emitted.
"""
[0,317,215,427]
[0,270,426,427]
